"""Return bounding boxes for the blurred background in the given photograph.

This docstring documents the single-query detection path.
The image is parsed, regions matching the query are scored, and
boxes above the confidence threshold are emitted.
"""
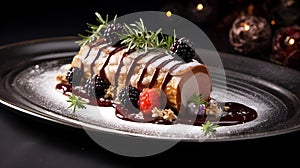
[0,0,300,166]
[1,0,299,70]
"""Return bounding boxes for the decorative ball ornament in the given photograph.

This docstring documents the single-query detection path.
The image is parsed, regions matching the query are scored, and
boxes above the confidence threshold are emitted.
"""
[229,15,272,54]
[272,25,300,70]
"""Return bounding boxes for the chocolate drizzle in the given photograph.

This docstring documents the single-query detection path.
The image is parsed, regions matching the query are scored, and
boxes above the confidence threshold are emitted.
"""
[90,44,109,74]
[160,62,184,90]
[83,47,93,60]
[147,58,172,88]
[113,49,136,87]
[161,73,172,90]
[99,45,127,80]
[83,38,105,60]
[136,54,165,91]
[87,38,106,48]
[124,51,154,86]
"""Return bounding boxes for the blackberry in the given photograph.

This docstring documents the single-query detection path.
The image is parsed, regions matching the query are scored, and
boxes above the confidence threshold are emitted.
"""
[103,23,125,44]
[170,37,196,62]
[84,77,95,98]
[118,85,140,113]
[84,74,110,98]
[66,67,83,86]
[95,75,110,98]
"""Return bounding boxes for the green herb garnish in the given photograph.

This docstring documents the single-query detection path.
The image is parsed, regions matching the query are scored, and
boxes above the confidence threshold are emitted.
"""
[187,93,208,106]
[67,94,87,112]
[119,19,162,51]
[76,12,177,52]
[118,18,176,52]
[163,29,177,53]
[76,12,111,46]
[201,120,219,137]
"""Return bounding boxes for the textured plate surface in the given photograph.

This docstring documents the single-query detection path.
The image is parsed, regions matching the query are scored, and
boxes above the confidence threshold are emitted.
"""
[0,36,299,142]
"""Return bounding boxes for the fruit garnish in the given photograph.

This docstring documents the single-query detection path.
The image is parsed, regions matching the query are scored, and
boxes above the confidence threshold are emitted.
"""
[118,85,140,113]
[75,12,112,46]
[138,88,162,115]
[84,74,110,98]
[76,12,192,59]
[104,22,125,44]
[170,37,196,62]
[188,103,206,116]
[67,94,87,112]
[66,67,84,86]
[187,94,209,115]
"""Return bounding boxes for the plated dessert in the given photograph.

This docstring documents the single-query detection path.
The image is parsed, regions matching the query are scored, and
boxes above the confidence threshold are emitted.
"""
[55,13,257,130]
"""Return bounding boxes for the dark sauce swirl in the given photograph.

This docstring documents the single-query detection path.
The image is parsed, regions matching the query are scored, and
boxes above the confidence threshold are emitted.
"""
[115,102,257,126]
[177,102,257,126]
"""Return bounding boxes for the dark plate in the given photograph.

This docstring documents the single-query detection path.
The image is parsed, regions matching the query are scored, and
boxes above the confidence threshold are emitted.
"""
[0,36,299,142]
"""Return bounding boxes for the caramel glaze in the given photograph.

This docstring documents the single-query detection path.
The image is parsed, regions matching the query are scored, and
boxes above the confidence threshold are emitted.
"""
[56,43,258,126]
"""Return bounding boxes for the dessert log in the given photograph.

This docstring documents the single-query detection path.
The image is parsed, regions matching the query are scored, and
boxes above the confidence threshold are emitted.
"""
[56,13,257,127]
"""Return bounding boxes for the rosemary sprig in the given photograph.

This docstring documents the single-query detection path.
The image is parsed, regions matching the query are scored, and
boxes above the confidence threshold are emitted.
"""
[163,29,176,53]
[118,18,176,51]
[201,120,219,137]
[75,12,110,46]
[66,94,87,112]
[76,13,177,52]
[187,93,208,106]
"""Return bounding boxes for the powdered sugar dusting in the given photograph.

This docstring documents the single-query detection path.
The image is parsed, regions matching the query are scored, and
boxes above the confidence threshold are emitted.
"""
[12,60,288,141]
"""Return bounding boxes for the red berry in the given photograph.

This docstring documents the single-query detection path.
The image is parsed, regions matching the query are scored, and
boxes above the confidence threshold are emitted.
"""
[138,88,161,115]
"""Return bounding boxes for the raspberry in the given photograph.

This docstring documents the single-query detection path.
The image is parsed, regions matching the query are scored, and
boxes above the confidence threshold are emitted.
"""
[66,67,83,86]
[103,23,125,44]
[118,86,140,113]
[138,88,162,115]
[170,37,196,62]
[84,74,110,98]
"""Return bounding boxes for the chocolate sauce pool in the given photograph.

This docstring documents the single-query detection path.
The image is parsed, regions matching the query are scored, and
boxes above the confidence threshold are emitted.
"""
[56,84,258,126]
[115,102,257,126]
[178,102,257,126]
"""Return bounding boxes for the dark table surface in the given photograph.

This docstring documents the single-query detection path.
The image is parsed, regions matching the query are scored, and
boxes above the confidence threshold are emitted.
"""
[1,0,300,167]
